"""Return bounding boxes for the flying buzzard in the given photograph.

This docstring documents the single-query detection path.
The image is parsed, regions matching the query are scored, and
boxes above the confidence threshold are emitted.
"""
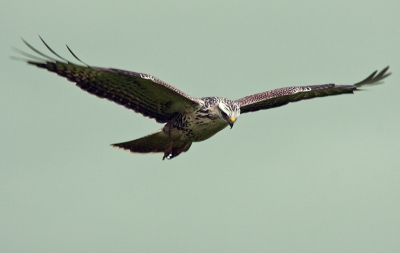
[13,37,391,160]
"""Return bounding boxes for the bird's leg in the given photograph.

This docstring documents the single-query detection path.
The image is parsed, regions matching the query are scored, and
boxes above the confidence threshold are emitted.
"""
[162,142,174,160]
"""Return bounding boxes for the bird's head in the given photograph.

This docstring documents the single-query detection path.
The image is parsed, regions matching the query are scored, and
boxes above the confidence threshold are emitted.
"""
[218,99,240,128]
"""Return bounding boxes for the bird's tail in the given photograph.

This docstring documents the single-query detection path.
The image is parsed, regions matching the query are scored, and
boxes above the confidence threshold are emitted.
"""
[111,130,192,160]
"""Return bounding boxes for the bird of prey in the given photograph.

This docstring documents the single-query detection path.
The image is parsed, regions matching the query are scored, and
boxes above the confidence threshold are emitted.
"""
[13,37,391,160]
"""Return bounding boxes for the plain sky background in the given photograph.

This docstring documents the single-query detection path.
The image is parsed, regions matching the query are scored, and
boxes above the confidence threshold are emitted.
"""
[1,1,399,252]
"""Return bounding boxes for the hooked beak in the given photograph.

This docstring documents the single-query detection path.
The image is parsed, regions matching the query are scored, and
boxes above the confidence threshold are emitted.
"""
[229,117,236,129]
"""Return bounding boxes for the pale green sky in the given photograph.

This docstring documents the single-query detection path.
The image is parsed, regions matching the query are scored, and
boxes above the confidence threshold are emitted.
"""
[1,1,400,252]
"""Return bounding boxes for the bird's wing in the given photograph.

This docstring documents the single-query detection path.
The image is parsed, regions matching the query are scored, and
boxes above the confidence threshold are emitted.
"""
[13,38,202,123]
[235,67,391,114]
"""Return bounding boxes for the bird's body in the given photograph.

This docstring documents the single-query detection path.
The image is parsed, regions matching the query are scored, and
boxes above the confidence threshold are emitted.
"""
[115,96,239,159]
[13,37,391,159]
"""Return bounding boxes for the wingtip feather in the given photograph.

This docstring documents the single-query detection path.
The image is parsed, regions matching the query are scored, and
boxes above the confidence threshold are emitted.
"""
[354,66,391,87]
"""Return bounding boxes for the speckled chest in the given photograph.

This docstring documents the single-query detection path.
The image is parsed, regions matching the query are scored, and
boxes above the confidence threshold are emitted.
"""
[166,107,228,142]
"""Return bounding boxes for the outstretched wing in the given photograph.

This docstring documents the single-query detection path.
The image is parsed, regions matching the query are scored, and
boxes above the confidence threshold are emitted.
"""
[13,37,202,123]
[235,67,391,114]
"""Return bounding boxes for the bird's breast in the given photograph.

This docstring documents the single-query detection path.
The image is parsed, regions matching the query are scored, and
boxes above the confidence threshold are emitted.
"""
[165,112,228,143]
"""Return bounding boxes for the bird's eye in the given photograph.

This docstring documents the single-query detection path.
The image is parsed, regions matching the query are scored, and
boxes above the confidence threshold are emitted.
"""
[220,110,228,117]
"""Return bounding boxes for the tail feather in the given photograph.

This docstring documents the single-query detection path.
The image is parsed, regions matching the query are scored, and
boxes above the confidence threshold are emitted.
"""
[112,130,170,153]
[111,130,192,160]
